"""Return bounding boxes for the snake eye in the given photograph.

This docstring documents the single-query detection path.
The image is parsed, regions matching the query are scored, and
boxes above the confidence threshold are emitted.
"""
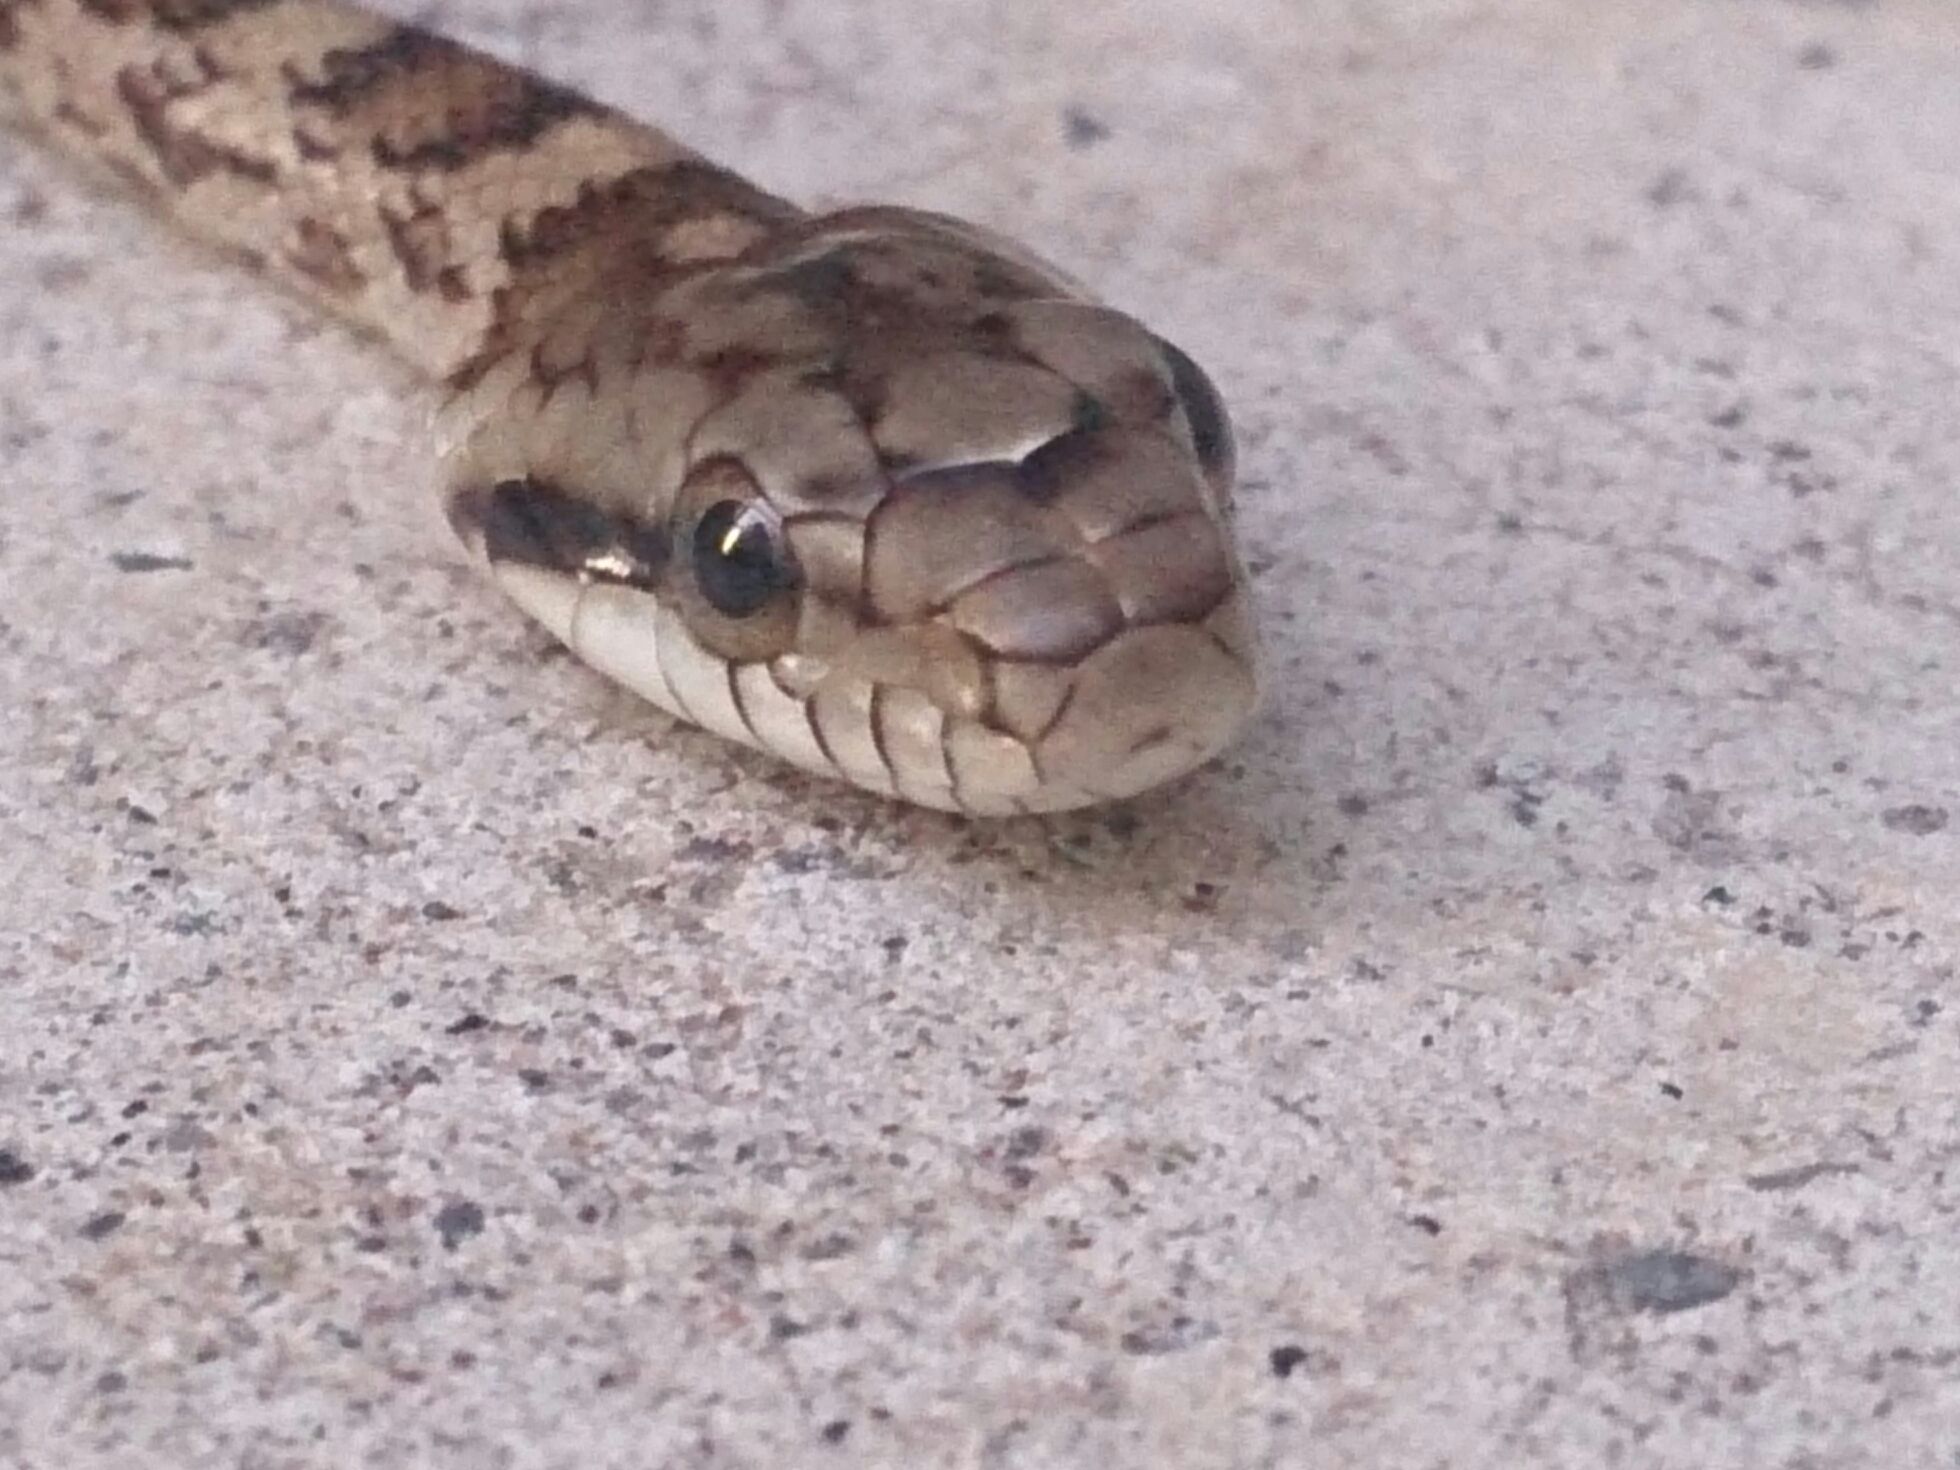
[692,499,795,618]
[672,457,806,663]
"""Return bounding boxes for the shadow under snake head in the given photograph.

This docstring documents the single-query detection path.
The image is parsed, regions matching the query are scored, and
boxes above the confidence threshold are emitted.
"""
[441,205,1259,814]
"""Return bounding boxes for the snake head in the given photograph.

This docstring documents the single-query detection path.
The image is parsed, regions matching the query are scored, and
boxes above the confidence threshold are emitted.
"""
[441,204,1258,814]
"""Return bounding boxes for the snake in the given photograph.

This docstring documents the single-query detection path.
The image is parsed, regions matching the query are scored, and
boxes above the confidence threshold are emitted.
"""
[0,0,1259,815]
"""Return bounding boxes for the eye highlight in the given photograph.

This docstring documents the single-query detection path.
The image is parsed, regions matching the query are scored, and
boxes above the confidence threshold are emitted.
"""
[692,499,796,618]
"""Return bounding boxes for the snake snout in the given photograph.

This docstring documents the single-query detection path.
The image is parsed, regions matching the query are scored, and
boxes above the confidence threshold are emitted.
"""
[852,426,1259,810]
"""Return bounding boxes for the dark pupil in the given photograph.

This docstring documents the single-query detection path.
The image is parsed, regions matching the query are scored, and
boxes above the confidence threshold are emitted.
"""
[692,500,788,618]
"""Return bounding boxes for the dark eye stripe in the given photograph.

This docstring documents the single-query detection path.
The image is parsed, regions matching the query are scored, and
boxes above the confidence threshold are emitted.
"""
[449,477,670,589]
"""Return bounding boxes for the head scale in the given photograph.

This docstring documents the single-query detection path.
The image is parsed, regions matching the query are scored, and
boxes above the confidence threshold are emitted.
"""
[441,207,1258,813]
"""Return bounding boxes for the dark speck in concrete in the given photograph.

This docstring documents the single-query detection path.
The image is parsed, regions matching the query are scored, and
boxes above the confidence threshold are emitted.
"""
[1645,168,1696,207]
[1590,1249,1742,1314]
[249,609,330,656]
[1797,43,1836,69]
[1269,1344,1310,1379]
[1882,805,1948,836]
[1004,1125,1049,1161]
[433,1199,485,1249]
[80,1210,127,1241]
[820,1420,851,1445]
[1064,106,1111,148]
[421,900,465,921]
[1746,1162,1858,1193]
[802,1232,858,1261]
[110,551,193,573]
[446,1012,491,1035]
[1652,786,1742,864]
[678,835,753,864]
[0,1150,33,1185]
[1120,1316,1219,1356]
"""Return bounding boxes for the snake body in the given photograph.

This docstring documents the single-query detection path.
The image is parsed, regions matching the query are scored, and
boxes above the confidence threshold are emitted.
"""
[0,0,1258,813]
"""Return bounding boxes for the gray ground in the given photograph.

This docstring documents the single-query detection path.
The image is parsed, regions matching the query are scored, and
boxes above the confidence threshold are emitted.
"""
[4,1,1958,1466]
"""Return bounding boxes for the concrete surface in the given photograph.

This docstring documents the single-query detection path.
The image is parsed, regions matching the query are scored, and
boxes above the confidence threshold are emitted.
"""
[4,1,1959,1466]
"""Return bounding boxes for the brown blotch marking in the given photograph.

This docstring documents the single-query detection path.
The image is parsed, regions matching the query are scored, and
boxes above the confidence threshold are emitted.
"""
[53,98,110,139]
[758,235,1015,350]
[291,127,339,162]
[0,0,29,49]
[151,0,285,29]
[79,0,283,26]
[445,162,794,392]
[286,217,364,295]
[289,26,598,174]
[116,64,277,187]
[286,27,452,112]
[380,201,469,302]
[500,161,794,274]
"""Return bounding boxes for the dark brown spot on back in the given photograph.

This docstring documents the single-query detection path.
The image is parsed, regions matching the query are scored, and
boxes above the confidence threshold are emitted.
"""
[290,26,599,174]
[286,217,363,295]
[448,163,798,393]
[116,63,277,187]
[0,0,27,50]
[155,0,283,29]
[53,98,110,139]
[380,201,469,302]
[500,161,795,273]
[80,0,283,27]
[286,28,451,112]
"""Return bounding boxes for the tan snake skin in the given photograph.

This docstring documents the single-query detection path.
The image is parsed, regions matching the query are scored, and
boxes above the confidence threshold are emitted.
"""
[0,0,1259,814]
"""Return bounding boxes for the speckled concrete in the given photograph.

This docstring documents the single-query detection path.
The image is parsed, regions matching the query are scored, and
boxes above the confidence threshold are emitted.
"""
[3,2,1958,1466]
